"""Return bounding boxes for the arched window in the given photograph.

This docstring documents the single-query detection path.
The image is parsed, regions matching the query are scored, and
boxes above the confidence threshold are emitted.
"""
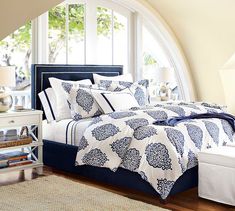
[35,0,131,73]
[0,0,195,107]
[33,0,184,99]
[141,21,180,100]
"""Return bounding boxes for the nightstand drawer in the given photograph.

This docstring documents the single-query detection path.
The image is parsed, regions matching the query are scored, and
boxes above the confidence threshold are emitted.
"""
[0,114,40,128]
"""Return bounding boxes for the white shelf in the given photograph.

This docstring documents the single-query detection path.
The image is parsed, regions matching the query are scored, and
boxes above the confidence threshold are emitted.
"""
[0,162,43,174]
[0,110,43,175]
[0,142,43,151]
[0,110,43,118]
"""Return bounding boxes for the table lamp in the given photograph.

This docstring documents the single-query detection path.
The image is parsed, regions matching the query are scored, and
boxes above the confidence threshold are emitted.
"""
[0,66,16,112]
[156,67,175,101]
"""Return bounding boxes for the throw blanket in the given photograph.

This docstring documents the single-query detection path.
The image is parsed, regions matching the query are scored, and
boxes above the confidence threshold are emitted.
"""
[154,112,235,130]
[75,102,234,199]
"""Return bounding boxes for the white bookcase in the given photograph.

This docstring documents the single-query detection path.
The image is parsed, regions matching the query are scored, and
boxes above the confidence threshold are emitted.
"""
[0,110,43,174]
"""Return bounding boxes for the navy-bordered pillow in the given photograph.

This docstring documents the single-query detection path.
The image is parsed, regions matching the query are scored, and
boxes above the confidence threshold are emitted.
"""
[38,88,57,122]
[99,79,150,106]
[92,89,139,114]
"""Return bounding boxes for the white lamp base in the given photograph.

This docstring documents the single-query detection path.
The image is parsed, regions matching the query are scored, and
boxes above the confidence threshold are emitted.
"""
[158,83,172,101]
[0,91,13,112]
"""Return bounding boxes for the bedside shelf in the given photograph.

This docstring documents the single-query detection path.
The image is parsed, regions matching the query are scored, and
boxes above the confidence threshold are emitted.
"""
[0,110,43,175]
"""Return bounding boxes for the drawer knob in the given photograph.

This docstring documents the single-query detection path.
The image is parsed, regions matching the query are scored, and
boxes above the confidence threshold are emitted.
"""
[9,120,15,124]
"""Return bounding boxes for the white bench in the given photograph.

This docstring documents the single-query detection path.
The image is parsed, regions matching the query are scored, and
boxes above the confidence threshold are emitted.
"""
[198,146,235,206]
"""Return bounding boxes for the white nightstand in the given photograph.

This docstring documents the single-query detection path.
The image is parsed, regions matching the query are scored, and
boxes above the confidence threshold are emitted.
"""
[0,110,43,175]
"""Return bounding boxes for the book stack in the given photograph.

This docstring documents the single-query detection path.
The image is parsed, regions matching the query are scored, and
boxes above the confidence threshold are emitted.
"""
[0,151,32,168]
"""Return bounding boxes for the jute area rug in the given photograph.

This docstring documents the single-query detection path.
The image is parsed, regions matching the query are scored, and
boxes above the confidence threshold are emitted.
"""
[0,175,169,211]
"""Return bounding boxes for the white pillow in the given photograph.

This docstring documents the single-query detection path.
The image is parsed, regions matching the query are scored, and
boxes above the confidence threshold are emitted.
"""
[67,86,103,120]
[93,73,133,84]
[49,77,92,121]
[92,89,139,114]
[38,88,57,122]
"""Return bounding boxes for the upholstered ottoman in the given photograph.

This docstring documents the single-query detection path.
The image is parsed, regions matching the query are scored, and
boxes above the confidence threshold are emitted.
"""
[198,146,235,206]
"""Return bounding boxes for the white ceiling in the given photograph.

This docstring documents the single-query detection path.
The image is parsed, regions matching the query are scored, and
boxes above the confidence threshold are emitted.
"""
[0,0,63,40]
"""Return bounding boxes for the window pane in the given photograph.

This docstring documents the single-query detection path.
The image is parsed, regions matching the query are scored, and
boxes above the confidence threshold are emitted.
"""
[142,25,180,100]
[113,12,128,72]
[48,4,66,64]
[97,7,112,65]
[68,4,85,64]
[0,22,31,86]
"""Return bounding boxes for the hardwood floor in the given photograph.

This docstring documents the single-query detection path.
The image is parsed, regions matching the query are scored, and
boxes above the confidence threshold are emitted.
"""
[0,166,234,211]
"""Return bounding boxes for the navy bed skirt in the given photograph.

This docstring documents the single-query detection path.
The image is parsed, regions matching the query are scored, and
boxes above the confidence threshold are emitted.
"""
[43,140,198,197]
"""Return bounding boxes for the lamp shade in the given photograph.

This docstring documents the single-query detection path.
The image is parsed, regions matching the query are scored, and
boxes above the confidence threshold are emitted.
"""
[156,67,175,83]
[0,66,16,87]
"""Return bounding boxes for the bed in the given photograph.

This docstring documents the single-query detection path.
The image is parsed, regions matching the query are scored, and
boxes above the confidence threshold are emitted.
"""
[31,64,201,200]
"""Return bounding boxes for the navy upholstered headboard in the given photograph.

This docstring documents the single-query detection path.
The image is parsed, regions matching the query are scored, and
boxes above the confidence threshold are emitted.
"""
[31,64,123,112]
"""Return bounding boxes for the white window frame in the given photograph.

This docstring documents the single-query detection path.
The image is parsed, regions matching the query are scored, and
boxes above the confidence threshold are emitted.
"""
[140,16,193,101]
[32,0,132,73]
[112,0,196,101]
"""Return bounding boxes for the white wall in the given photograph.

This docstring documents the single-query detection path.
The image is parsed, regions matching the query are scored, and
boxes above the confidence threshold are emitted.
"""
[147,0,235,109]
[0,0,63,40]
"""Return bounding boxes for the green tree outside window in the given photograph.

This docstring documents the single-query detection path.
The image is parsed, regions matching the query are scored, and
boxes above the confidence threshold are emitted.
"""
[0,4,124,85]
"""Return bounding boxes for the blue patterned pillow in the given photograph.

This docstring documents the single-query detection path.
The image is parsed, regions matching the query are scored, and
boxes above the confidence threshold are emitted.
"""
[99,80,150,106]
[66,86,103,121]
[49,77,92,121]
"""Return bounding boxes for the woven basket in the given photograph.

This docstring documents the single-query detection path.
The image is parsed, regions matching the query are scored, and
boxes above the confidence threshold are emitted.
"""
[0,126,33,148]
[0,136,32,148]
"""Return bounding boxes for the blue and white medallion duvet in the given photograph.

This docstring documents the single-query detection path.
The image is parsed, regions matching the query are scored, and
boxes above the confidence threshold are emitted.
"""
[75,102,234,199]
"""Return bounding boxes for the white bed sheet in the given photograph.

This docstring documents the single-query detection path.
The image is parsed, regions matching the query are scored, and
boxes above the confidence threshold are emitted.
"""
[42,118,92,146]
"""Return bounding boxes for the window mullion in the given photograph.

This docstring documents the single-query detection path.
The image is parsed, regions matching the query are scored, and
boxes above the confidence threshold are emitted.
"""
[31,19,38,64]
[32,12,48,64]
[65,3,69,64]
[84,3,87,64]
[111,10,114,65]
[85,0,98,64]
[133,12,142,81]
[127,12,134,75]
